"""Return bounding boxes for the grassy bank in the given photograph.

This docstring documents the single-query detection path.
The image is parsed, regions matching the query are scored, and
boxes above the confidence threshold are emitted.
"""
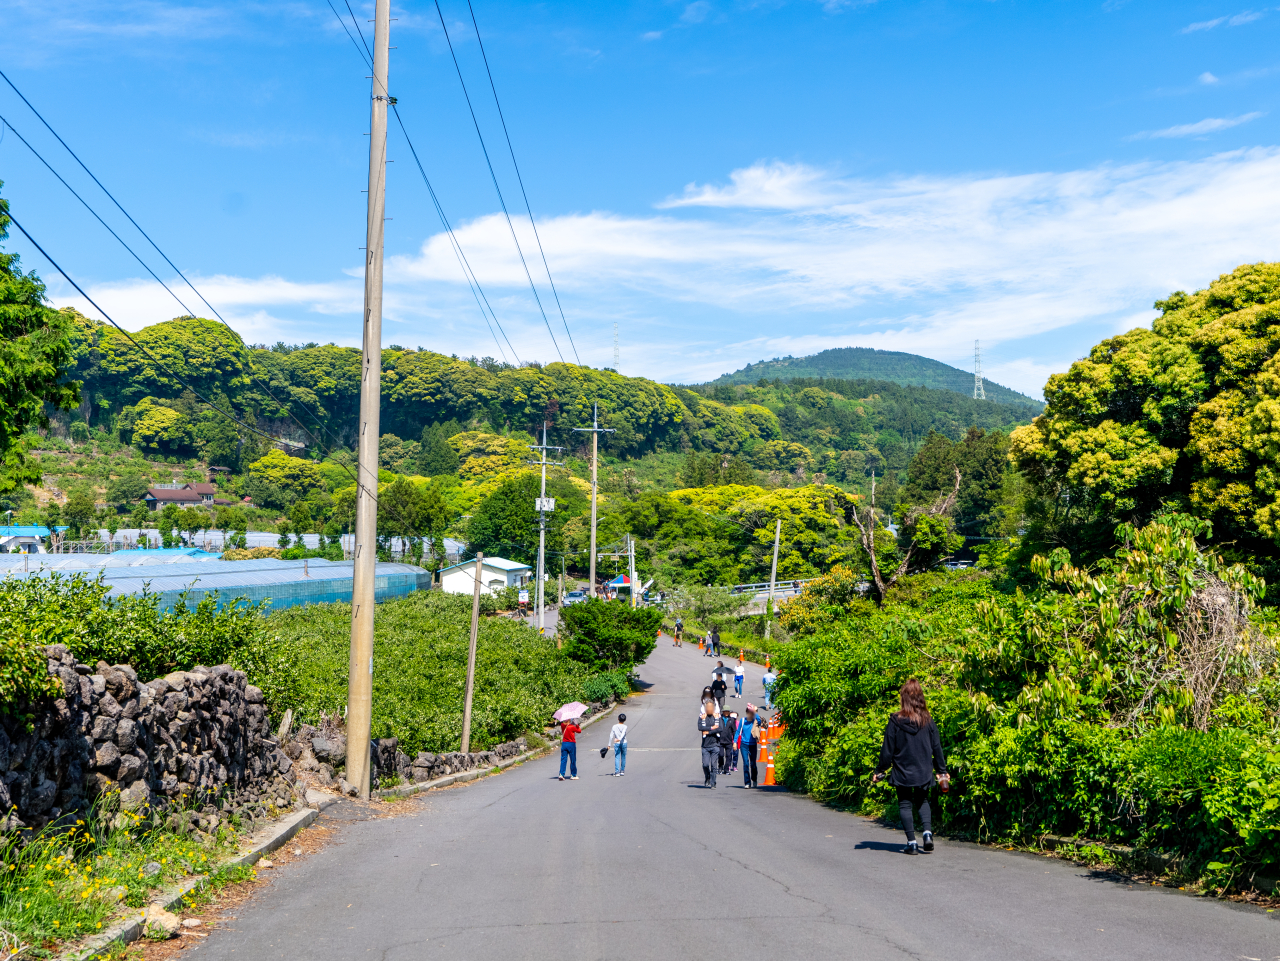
[270,591,629,756]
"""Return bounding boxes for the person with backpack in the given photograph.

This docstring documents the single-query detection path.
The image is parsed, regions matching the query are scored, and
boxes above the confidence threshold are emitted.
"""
[710,670,728,713]
[698,701,721,788]
[733,659,745,698]
[761,666,777,710]
[610,713,628,776]
[674,616,684,647]
[735,704,763,787]
[873,678,949,855]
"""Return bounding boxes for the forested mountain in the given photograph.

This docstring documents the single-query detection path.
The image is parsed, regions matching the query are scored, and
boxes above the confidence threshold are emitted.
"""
[57,312,1037,481]
[709,346,1042,410]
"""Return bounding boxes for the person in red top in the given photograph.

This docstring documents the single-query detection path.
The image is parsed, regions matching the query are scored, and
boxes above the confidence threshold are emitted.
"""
[558,718,581,780]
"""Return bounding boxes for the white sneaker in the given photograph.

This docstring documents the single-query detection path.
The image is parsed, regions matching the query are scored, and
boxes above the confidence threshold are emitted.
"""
[570,776,579,780]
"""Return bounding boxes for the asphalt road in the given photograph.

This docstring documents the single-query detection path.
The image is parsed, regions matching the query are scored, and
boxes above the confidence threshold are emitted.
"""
[191,640,1278,961]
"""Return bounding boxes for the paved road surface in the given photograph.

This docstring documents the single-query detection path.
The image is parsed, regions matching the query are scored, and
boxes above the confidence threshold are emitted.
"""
[194,640,1277,961]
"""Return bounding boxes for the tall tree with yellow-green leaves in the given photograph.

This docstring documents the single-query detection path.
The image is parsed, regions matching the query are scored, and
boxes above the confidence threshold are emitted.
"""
[1010,261,1280,576]
[0,184,82,492]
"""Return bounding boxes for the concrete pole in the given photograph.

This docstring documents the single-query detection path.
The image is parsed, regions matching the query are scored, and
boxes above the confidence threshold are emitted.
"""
[345,0,391,802]
[461,552,483,754]
[538,423,549,633]
[589,424,598,598]
[765,518,781,639]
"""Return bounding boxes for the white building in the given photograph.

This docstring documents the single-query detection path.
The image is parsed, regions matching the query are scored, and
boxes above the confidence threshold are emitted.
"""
[438,556,532,595]
[0,525,53,554]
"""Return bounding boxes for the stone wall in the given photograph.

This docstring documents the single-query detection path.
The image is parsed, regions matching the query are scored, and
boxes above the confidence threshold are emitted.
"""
[0,646,295,833]
[281,722,529,794]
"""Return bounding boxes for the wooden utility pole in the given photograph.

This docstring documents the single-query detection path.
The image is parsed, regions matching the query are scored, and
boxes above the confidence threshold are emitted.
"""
[345,0,391,802]
[765,518,781,639]
[460,552,483,754]
[573,403,613,600]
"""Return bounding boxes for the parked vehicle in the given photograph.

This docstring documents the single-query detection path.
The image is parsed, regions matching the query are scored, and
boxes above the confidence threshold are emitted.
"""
[563,590,587,606]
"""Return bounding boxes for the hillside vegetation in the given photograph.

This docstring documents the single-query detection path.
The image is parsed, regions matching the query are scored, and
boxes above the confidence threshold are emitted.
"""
[710,346,1042,409]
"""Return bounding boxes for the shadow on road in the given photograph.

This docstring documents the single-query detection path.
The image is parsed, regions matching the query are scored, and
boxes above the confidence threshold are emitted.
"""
[854,841,907,852]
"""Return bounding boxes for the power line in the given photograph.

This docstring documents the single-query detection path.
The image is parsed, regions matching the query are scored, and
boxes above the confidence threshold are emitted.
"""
[0,112,202,318]
[390,104,520,364]
[323,0,519,364]
[5,210,283,450]
[0,69,348,463]
[463,0,579,365]
[432,0,565,363]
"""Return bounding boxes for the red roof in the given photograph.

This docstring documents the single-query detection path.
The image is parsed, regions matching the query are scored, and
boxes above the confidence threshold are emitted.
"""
[185,483,217,495]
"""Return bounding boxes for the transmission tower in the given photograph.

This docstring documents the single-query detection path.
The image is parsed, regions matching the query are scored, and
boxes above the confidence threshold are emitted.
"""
[613,322,620,370]
[973,340,986,400]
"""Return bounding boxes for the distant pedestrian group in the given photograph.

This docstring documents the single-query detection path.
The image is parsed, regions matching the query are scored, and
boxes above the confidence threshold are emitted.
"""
[698,692,764,789]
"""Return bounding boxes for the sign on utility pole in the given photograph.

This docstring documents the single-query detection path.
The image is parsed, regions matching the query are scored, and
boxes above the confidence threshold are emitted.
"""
[573,402,613,600]
[345,0,391,802]
[527,423,564,639]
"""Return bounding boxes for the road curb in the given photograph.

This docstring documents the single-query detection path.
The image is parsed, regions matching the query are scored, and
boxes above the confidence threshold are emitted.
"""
[59,804,323,961]
[371,701,623,801]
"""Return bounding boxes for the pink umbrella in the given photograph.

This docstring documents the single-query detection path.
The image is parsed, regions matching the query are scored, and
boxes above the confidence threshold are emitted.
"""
[553,702,588,722]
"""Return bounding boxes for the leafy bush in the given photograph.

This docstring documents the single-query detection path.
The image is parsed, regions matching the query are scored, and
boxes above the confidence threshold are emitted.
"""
[559,598,661,671]
[269,590,621,755]
[0,573,298,715]
[774,518,1280,887]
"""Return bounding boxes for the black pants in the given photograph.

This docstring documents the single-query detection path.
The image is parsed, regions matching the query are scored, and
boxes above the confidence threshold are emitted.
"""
[896,785,932,842]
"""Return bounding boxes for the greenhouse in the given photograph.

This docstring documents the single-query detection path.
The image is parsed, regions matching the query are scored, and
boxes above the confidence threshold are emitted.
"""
[0,551,431,612]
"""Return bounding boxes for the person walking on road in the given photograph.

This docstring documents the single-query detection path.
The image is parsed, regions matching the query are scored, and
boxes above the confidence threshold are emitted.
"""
[558,718,581,781]
[610,714,628,776]
[762,666,777,709]
[733,659,745,698]
[698,709,721,788]
[719,711,737,774]
[674,617,684,647]
[873,679,949,855]
[736,704,763,787]
[711,669,728,713]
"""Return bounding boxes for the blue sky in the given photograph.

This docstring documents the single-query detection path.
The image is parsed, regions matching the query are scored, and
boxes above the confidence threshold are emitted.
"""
[2,1,1279,397]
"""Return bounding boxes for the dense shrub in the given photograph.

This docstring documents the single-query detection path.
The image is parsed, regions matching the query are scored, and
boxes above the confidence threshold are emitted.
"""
[559,598,661,671]
[774,518,1280,886]
[0,572,298,718]
[269,591,619,755]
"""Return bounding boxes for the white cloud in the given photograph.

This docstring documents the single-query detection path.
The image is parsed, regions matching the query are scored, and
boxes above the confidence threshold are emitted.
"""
[1127,112,1263,140]
[1199,71,1220,85]
[1182,9,1267,32]
[48,150,1280,396]
[641,30,662,40]
[1183,16,1227,32]
[681,2,712,24]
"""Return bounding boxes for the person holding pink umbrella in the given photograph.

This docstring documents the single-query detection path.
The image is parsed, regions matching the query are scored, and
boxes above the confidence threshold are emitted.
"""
[554,702,587,781]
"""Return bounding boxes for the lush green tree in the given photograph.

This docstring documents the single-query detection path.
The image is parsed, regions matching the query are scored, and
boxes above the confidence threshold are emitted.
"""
[244,448,322,509]
[559,598,661,671]
[378,475,449,562]
[130,502,150,529]
[0,184,81,491]
[106,473,150,505]
[277,519,293,549]
[63,488,97,538]
[901,428,1010,538]
[466,472,587,566]
[1011,261,1280,573]
[417,421,462,476]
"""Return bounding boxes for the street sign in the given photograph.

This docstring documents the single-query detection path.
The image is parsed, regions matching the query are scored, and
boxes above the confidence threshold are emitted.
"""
[518,589,529,604]
[535,498,556,511]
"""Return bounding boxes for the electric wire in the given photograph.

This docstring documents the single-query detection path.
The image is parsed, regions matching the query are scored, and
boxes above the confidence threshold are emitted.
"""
[322,0,520,364]
[463,0,579,364]
[432,0,565,362]
[0,69,349,472]
[5,210,285,450]
[0,113,203,319]
[391,103,519,364]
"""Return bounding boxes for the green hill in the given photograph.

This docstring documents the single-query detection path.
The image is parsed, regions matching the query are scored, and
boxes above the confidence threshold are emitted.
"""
[710,347,1042,410]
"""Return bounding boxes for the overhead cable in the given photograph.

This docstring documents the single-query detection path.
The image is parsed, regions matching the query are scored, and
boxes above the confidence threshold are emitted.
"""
[463,0,579,364]
[432,0,565,363]
[324,0,517,363]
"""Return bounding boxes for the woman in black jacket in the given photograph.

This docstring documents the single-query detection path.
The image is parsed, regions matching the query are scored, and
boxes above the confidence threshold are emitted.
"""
[873,678,949,855]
